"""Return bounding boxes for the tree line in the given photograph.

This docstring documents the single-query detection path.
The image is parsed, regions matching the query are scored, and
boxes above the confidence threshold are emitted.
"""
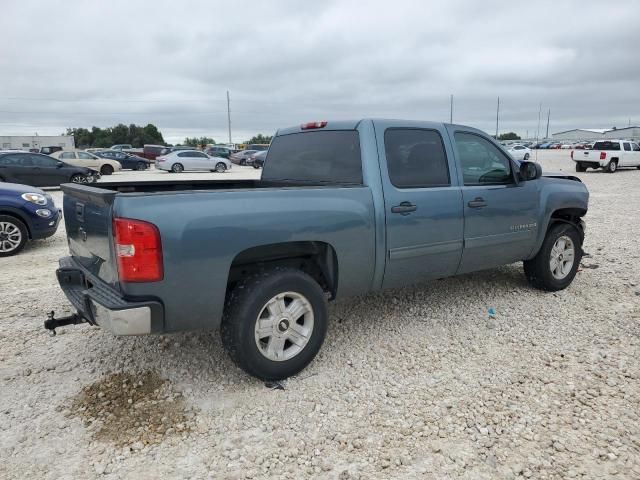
[65,123,273,148]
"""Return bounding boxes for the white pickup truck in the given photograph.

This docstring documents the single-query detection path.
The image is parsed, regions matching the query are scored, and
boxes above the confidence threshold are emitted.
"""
[572,140,640,173]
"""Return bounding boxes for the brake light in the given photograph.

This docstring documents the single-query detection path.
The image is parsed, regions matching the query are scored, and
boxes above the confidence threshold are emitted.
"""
[600,152,606,160]
[113,217,163,282]
[301,121,327,130]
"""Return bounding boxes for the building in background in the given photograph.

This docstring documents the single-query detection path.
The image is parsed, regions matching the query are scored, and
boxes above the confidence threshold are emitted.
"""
[552,127,640,142]
[0,135,75,151]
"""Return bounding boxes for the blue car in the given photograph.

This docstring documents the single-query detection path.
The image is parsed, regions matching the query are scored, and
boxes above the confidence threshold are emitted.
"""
[0,183,62,256]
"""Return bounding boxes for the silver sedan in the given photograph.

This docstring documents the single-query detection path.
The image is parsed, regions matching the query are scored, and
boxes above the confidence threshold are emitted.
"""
[155,150,232,173]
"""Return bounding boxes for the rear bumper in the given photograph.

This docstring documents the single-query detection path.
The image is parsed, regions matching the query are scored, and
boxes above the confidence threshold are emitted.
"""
[56,256,163,335]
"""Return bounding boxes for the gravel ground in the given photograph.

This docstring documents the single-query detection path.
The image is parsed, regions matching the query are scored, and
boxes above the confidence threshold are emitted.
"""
[1,151,639,479]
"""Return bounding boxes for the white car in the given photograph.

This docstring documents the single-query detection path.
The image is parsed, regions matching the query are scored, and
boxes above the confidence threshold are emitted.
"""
[506,144,531,161]
[560,144,573,149]
[155,150,232,173]
[50,149,122,176]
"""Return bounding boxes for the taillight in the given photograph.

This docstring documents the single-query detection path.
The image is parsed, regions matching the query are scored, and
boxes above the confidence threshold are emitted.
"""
[301,121,327,130]
[113,217,163,282]
[600,152,606,160]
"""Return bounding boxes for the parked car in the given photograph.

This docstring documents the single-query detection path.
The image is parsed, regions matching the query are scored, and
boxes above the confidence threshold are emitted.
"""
[0,182,61,256]
[0,151,98,186]
[246,143,270,151]
[159,145,193,156]
[155,150,232,173]
[94,150,151,170]
[141,144,166,161]
[560,144,573,149]
[39,146,63,155]
[572,139,640,172]
[507,144,531,160]
[248,150,267,169]
[50,150,122,176]
[49,119,588,381]
[205,146,233,158]
[111,144,133,151]
[229,149,257,165]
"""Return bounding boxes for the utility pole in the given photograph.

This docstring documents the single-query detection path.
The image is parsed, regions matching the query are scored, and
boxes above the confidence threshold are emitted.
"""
[226,90,232,145]
[449,94,453,123]
[545,109,551,139]
[495,96,500,138]
[536,102,542,142]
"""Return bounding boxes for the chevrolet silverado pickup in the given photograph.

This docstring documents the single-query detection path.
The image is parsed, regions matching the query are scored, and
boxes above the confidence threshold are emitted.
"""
[48,119,589,380]
[572,139,640,172]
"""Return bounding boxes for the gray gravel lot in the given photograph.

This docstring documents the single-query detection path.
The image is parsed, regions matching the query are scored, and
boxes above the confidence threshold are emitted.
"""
[1,152,639,479]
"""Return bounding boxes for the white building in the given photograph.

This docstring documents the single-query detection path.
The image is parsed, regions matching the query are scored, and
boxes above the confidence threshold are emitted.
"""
[552,127,640,142]
[0,135,75,151]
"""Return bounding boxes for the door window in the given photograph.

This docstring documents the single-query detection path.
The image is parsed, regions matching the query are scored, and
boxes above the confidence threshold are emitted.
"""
[454,132,513,185]
[632,143,640,152]
[623,143,631,151]
[77,152,94,159]
[29,154,59,167]
[60,152,76,160]
[384,129,450,188]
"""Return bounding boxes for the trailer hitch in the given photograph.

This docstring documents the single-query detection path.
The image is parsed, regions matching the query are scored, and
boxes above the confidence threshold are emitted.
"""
[44,311,86,336]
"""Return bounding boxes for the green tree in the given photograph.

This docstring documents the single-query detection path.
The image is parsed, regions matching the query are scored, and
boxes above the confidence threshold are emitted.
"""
[184,137,215,147]
[245,134,273,145]
[64,123,165,148]
[497,132,521,141]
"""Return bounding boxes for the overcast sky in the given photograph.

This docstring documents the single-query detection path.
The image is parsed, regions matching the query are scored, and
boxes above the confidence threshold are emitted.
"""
[1,0,639,144]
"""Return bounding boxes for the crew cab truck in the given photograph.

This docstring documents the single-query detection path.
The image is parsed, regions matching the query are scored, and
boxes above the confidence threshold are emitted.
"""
[573,139,640,173]
[48,119,589,380]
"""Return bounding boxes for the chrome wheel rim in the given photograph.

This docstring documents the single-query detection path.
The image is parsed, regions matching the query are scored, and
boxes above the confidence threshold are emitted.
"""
[0,222,22,252]
[71,175,86,183]
[254,291,314,362]
[216,163,226,172]
[549,235,575,280]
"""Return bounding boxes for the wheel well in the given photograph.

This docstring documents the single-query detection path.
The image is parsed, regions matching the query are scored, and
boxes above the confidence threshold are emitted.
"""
[550,208,586,241]
[610,157,619,162]
[0,210,31,238]
[227,241,338,299]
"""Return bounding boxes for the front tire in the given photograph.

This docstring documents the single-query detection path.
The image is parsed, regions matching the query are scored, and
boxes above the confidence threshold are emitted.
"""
[221,268,328,380]
[136,161,147,171]
[524,223,582,291]
[0,215,28,257]
[215,162,227,173]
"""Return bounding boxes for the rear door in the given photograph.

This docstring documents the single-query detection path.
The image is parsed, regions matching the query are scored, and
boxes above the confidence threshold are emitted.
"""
[377,124,464,288]
[448,128,539,273]
[631,143,640,166]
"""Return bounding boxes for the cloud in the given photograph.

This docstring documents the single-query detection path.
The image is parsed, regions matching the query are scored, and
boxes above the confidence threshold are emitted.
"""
[1,0,638,143]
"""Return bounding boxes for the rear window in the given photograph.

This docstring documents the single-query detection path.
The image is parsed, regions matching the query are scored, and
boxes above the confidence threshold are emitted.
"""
[263,130,362,184]
[592,141,620,151]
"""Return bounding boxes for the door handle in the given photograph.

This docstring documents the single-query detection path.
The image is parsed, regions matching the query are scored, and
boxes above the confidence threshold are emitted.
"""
[467,197,487,208]
[391,202,417,215]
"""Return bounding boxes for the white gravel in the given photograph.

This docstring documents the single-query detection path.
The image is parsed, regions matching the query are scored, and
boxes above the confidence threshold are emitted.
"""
[1,152,639,479]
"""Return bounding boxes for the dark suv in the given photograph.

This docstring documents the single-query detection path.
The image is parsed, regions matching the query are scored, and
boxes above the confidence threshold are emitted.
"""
[205,146,232,158]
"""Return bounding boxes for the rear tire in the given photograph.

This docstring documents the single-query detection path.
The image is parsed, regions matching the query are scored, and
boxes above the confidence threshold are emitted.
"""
[221,268,328,380]
[100,164,114,175]
[605,160,617,173]
[0,215,28,257]
[215,162,227,173]
[575,163,586,172]
[524,153,530,160]
[524,223,582,291]
[240,159,246,166]
[171,163,184,173]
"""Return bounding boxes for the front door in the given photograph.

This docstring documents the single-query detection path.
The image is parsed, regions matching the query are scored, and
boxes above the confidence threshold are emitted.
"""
[449,129,540,274]
[378,124,464,289]
[30,154,70,186]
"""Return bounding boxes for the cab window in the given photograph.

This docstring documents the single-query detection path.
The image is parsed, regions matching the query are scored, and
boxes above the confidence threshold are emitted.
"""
[454,132,513,185]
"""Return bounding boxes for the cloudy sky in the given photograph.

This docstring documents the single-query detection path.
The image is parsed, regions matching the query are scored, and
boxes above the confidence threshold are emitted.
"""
[1,0,639,144]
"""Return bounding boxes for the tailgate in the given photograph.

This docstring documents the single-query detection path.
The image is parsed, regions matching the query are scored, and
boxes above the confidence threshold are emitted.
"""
[61,183,119,287]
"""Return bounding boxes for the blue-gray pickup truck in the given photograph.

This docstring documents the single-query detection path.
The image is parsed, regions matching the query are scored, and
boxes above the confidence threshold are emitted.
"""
[48,119,589,380]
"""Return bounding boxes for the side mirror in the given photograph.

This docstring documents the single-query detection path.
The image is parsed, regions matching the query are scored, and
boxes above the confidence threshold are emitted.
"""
[56,162,64,168]
[519,161,542,181]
